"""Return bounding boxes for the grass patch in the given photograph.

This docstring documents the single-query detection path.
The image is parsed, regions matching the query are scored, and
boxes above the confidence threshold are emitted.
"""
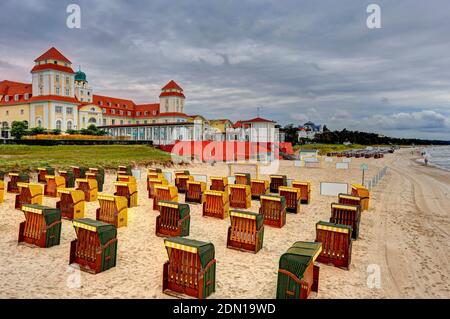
[293,143,367,155]
[0,145,172,172]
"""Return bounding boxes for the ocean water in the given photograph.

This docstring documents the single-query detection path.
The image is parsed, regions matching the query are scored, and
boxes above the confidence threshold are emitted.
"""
[423,146,450,171]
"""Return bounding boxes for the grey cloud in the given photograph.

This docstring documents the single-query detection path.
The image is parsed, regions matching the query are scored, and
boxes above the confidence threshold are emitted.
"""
[0,0,450,139]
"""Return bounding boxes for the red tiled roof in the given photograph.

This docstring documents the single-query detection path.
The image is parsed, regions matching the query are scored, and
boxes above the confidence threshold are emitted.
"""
[242,117,276,123]
[29,95,79,104]
[31,63,75,74]
[34,47,72,63]
[134,104,160,117]
[159,91,185,98]
[0,81,33,105]
[162,80,183,91]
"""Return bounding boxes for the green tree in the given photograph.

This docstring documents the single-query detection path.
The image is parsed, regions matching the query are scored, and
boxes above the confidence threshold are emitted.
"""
[10,121,28,139]
[29,127,46,135]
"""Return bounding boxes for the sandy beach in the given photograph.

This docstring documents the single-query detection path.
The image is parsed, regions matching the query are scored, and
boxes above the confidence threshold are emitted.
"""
[0,148,449,299]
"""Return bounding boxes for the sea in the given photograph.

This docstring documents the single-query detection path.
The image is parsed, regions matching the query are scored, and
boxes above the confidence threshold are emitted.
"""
[421,146,450,171]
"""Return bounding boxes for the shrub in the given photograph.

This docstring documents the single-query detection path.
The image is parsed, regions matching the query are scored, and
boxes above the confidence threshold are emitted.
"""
[10,121,28,140]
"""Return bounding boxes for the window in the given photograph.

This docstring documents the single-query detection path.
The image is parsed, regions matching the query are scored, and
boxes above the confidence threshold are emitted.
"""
[111,109,116,115]
[37,119,42,127]
[54,60,57,64]
[107,102,111,106]
[87,92,90,96]
[56,120,62,130]
[6,110,9,116]
[39,75,43,83]
[80,98,84,102]
[128,120,131,124]
[152,120,156,123]
[120,120,124,125]
[66,76,69,85]
[136,121,140,124]
[90,107,96,112]
[136,112,141,116]
[55,106,62,113]
[144,120,148,124]
[127,111,131,116]
[67,121,72,130]
[103,119,107,126]
[99,101,103,106]
[56,87,60,95]
[119,110,124,115]
[82,117,85,123]
[66,107,73,115]
[14,94,19,101]
[65,89,70,96]
[39,87,43,95]
[144,111,148,116]
[24,93,30,100]
[111,119,115,125]
[88,118,97,124]
[153,111,157,115]
[102,108,106,114]
[55,75,60,83]
[20,109,24,115]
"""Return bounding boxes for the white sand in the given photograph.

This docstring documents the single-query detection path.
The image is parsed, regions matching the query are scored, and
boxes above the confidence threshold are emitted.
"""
[0,148,449,298]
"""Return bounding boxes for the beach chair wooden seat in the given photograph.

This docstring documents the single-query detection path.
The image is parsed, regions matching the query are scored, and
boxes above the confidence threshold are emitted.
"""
[147,170,165,192]
[96,194,128,228]
[227,210,264,253]
[276,241,322,299]
[114,180,138,208]
[153,185,178,211]
[202,190,229,219]
[270,175,287,193]
[175,174,193,193]
[315,221,353,270]
[234,173,251,185]
[156,201,190,237]
[148,178,168,199]
[70,166,87,179]
[37,167,55,183]
[350,184,370,211]
[292,181,311,204]
[76,178,98,202]
[229,184,251,209]
[58,170,75,188]
[278,186,301,214]
[15,183,43,210]
[338,193,362,207]
[117,165,132,176]
[185,180,206,204]
[163,237,216,299]
[250,179,269,199]
[18,204,61,248]
[56,188,85,220]
[330,203,361,240]
[69,218,118,274]
[259,194,287,228]
[210,176,229,193]
[44,175,65,197]
[7,172,29,193]
[0,180,4,203]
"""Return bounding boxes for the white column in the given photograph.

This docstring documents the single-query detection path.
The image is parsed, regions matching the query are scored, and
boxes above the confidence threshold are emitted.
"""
[44,104,49,128]
[62,105,67,131]
[30,104,35,127]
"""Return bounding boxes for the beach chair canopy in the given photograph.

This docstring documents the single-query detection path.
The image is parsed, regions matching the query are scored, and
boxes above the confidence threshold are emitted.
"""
[159,200,190,218]
[22,204,61,226]
[316,220,352,234]
[261,194,286,205]
[73,218,117,245]
[164,237,215,269]
[279,241,322,280]
[230,210,264,229]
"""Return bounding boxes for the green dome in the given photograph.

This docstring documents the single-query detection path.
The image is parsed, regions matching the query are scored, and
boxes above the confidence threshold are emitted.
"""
[75,69,87,82]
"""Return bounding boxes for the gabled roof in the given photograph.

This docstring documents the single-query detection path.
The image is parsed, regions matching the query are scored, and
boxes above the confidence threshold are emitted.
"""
[0,81,33,105]
[29,95,79,104]
[159,91,185,98]
[34,47,72,64]
[243,117,276,123]
[162,80,183,91]
[157,112,191,118]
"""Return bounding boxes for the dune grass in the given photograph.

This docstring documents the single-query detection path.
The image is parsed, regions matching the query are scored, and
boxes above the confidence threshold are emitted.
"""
[293,143,367,155]
[0,144,172,172]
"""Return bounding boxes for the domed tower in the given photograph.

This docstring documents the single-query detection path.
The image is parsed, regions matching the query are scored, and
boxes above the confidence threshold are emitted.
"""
[159,80,185,113]
[74,67,93,103]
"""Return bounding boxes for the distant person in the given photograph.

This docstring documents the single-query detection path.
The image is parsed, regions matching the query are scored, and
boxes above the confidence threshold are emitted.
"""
[424,158,428,166]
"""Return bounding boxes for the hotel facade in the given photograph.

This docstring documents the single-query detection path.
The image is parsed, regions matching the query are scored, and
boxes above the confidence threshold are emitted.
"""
[1,47,282,145]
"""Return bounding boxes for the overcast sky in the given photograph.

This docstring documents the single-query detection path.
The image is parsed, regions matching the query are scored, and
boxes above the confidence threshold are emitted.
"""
[1,0,449,139]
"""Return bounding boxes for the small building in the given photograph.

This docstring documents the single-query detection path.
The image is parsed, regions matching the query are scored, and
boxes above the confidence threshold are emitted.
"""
[297,122,323,140]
